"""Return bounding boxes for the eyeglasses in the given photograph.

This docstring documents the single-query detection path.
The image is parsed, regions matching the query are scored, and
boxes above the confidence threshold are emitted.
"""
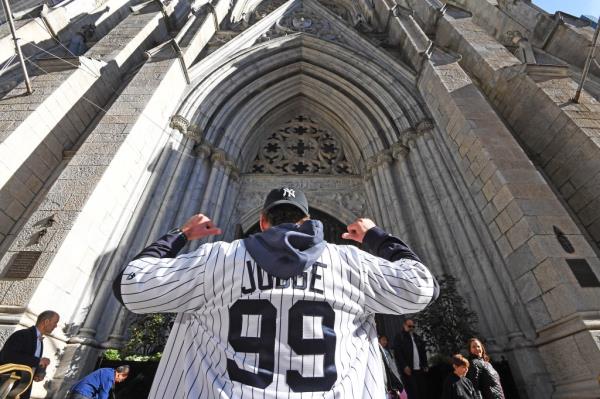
[406,324,415,329]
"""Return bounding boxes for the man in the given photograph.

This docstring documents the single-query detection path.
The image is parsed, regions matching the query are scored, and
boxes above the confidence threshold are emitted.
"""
[379,335,406,399]
[394,318,429,399]
[67,365,130,399]
[0,310,60,399]
[113,187,438,398]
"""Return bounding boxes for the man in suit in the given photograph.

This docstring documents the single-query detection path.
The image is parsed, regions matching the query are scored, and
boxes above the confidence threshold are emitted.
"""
[394,318,428,399]
[0,310,60,398]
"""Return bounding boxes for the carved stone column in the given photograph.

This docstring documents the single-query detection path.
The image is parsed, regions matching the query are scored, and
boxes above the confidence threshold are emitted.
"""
[102,306,130,350]
[200,149,227,211]
[374,150,409,236]
[412,131,495,333]
[214,161,242,240]
[390,135,442,268]
[190,149,228,249]
[173,141,213,227]
[363,169,383,223]
[207,160,237,242]
[362,158,386,227]
[151,141,198,236]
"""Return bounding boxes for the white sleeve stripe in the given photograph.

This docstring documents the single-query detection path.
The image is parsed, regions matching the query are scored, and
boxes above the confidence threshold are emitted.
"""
[121,271,204,295]
[366,274,434,298]
[376,271,421,282]
[124,281,205,310]
[121,278,181,295]
[121,263,206,284]
[129,293,206,313]
[363,291,427,313]
[133,252,209,267]
[123,277,204,303]
[369,269,432,288]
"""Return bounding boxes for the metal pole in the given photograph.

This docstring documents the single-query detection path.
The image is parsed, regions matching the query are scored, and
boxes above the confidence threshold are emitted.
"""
[1,0,32,94]
[574,16,600,103]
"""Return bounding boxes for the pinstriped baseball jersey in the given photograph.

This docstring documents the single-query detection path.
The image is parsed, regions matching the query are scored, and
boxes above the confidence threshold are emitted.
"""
[118,233,437,398]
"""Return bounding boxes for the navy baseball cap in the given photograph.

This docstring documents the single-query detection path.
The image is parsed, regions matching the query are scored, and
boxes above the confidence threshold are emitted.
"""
[262,187,309,216]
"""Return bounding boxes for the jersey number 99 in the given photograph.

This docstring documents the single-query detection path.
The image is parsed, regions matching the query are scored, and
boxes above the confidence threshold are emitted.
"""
[227,299,337,392]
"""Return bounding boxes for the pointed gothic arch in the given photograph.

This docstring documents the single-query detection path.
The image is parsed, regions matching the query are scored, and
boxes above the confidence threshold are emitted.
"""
[178,32,429,170]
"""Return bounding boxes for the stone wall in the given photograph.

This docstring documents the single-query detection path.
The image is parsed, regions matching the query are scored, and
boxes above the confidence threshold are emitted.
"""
[0,5,167,258]
[393,1,600,397]
[431,2,600,264]
[1,0,599,398]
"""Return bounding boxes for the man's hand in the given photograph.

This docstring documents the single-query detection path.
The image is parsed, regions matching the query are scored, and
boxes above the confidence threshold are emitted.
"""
[180,214,222,241]
[34,357,50,381]
[403,366,412,376]
[341,218,376,243]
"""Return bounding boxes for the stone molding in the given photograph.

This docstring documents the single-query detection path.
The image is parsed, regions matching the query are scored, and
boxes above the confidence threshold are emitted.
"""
[392,142,410,160]
[170,114,206,142]
[236,175,367,230]
[392,4,414,18]
[194,142,212,159]
[169,114,190,134]
[363,118,435,171]
[250,114,354,175]
[211,148,229,166]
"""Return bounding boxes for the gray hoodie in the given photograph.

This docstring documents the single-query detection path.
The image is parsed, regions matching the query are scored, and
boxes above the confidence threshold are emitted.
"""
[243,220,326,279]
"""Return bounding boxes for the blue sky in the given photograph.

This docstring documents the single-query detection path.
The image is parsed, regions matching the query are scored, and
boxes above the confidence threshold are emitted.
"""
[533,0,600,17]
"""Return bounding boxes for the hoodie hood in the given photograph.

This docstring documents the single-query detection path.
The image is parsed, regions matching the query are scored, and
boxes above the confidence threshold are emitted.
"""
[243,220,326,279]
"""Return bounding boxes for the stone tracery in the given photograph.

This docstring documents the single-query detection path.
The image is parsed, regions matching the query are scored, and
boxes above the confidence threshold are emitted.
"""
[250,114,354,174]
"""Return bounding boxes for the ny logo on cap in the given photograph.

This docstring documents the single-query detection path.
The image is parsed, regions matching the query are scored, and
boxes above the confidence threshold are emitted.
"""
[282,188,295,198]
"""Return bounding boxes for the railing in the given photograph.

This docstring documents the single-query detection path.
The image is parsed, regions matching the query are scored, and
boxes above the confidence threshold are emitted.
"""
[0,364,33,399]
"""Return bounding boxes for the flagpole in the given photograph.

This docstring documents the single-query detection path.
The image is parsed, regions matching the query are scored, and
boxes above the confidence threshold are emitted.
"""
[1,0,33,94]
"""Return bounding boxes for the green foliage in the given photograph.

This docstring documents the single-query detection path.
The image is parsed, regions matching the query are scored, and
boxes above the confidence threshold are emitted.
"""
[414,274,479,360]
[102,313,174,362]
[123,352,163,362]
[103,349,121,361]
[121,313,174,358]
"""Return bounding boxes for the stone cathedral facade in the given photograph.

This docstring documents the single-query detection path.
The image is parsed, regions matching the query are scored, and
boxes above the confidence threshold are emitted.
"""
[0,0,599,397]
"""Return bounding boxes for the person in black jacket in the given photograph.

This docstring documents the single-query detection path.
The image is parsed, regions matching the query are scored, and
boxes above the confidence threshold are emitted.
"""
[0,310,60,399]
[393,318,428,399]
[465,338,505,399]
[379,335,406,398]
[442,354,477,399]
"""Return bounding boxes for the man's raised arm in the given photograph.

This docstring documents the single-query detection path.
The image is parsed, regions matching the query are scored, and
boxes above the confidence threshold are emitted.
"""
[343,218,439,315]
[112,214,221,313]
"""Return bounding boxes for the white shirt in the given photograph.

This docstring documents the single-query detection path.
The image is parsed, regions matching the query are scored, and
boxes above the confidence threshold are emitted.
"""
[120,240,436,398]
[34,327,42,359]
[410,333,420,370]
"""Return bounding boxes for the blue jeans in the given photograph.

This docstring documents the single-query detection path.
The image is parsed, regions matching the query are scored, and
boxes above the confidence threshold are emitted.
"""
[67,393,91,399]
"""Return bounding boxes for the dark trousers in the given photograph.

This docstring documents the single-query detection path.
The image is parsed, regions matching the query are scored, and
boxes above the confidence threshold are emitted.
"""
[401,369,428,399]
